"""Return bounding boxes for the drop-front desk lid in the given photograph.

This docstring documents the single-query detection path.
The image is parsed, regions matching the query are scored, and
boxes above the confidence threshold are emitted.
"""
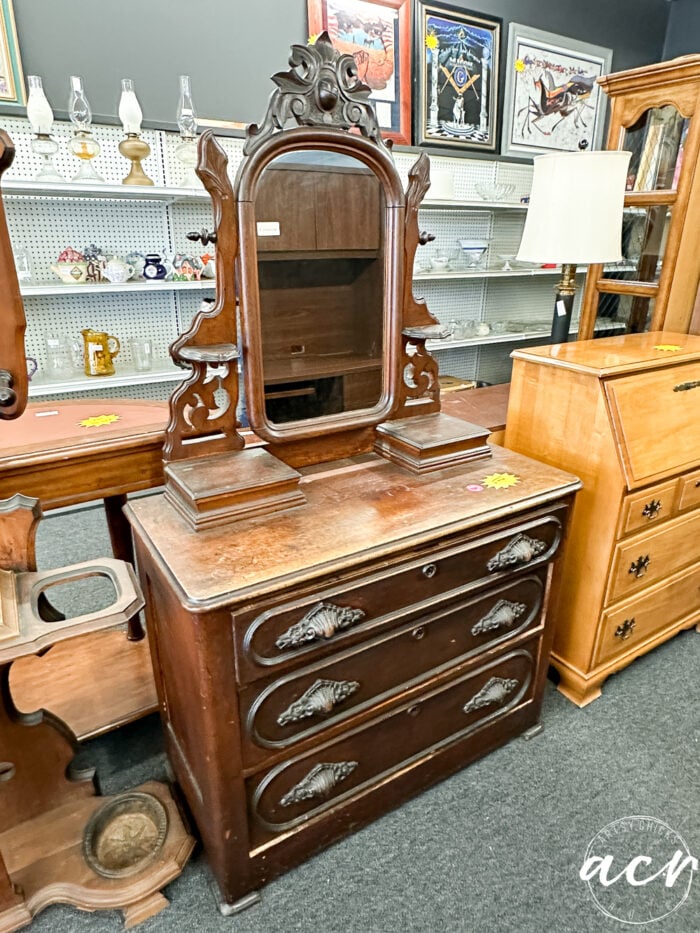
[510,331,700,377]
[125,445,580,611]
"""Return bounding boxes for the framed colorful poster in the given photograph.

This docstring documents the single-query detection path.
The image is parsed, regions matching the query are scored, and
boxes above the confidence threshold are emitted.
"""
[308,0,411,146]
[413,1,501,152]
[0,0,24,106]
[501,23,612,159]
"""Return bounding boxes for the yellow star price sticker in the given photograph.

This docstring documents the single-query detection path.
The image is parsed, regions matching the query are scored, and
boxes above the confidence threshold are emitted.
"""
[483,472,520,490]
[653,344,682,352]
[78,414,121,428]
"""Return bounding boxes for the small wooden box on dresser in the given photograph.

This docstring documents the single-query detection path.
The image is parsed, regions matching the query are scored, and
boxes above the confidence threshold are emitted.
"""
[505,331,700,707]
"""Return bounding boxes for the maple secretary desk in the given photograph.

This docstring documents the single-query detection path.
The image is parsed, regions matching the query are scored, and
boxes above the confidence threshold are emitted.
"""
[125,35,580,911]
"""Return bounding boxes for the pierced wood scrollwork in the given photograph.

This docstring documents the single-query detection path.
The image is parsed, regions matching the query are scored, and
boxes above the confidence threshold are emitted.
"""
[486,534,547,572]
[275,602,366,651]
[277,678,360,726]
[471,600,527,636]
[244,32,386,156]
[279,761,358,807]
[462,677,519,714]
[163,132,244,462]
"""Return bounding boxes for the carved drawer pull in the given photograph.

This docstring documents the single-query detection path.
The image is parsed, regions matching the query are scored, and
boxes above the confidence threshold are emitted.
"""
[486,534,547,572]
[628,555,650,579]
[614,618,636,640]
[463,676,519,713]
[275,602,365,651]
[277,679,360,726]
[279,761,357,807]
[641,500,662,520]
[471,599,527,636]
[673,380,700,392]
[422,563,437,578]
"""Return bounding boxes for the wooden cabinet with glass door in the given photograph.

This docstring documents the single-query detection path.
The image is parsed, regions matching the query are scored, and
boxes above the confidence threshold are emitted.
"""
[579,55,700,338]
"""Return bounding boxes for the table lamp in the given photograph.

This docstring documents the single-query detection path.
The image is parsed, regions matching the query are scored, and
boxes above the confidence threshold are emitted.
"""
[517,149,631,343]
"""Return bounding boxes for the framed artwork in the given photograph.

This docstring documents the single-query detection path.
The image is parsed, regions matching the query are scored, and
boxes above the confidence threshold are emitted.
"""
[307,0,411,146]
[0,0,24,107]
[413,1,501,153]
[501,23,612,159]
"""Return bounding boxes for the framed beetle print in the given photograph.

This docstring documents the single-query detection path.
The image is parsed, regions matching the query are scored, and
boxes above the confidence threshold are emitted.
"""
[414,1,501,152]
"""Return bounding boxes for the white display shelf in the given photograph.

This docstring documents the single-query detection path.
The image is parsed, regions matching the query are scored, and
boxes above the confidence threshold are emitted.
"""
[414,266,564,282]
[421,199,528,211]
[427,320,626,351]
[21,279,216,297]
[3,178,209,203]
[28,363,186,397]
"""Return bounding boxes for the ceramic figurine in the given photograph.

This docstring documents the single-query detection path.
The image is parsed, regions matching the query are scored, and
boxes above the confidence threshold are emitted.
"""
[52,247,87,283]
[142,253,167,280]
[171,253,201,281]
[199,252,216,278]
[83,244,107,283]
[102,256,136,284]
[126,250,147,279]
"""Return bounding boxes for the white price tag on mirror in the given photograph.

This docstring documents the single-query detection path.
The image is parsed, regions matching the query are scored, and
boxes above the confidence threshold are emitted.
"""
[257,221,280,236]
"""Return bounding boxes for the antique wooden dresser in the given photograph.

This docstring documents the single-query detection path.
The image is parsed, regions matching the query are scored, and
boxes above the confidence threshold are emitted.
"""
[505,331,700,706]
[126,35,580,911]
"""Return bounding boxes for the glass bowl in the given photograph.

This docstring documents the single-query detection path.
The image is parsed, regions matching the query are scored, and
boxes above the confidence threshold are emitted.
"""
[474,182,516,202]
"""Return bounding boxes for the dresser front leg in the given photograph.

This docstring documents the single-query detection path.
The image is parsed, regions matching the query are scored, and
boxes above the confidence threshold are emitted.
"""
[555,664,604,708]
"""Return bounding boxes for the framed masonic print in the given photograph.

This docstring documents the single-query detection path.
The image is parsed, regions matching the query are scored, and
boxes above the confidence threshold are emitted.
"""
[413,1,501,152]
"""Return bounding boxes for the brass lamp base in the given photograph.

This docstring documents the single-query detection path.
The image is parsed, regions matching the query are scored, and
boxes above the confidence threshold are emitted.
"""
[550,261,578,344]
[119,133,154,186]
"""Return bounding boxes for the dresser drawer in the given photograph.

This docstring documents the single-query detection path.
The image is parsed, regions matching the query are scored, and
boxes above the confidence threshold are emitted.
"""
[605,361,700,486]
[617,480,677,537]
[676,467,700,514]
[234,511,565,684]
[239,573,546,763]
[606,508,700,604]
[246,646,535,845]
[596,563,700,666]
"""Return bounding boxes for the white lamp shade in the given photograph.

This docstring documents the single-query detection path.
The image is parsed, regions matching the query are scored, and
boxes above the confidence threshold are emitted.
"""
[517,150,632,265]
[118,79,143,134]
[26,75,54,135]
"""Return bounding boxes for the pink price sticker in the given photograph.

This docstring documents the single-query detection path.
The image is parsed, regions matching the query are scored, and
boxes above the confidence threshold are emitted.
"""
[466,484,484,493]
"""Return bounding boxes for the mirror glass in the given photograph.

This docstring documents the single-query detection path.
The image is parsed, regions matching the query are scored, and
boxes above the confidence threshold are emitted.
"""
[254,149,385,425]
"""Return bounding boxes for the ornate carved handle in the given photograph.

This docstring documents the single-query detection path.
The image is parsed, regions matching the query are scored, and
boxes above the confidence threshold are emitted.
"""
[641,500,662,520]
[277,679,360,726]
[418,230,436,245]
[275,602,366,651]
[628,555,650,578]
[280,761,357,807]
[471,599,526,636]
[615,618,636,640]
[673,380,700,392]
[486,534,547,572]
[463,676,519,714]
[0,370,16,407]
[186,228,217,246]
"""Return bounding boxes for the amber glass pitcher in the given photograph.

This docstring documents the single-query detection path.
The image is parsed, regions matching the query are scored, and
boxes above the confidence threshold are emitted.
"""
[81,329,120,376]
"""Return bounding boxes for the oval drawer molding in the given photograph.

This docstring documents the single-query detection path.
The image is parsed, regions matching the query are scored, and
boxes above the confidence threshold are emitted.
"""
[275,602,365,650]
[471,599,526,635]
[462,676,519,713]
[279,761,358,807]
[486,534,547,572]
[276,679,360,726]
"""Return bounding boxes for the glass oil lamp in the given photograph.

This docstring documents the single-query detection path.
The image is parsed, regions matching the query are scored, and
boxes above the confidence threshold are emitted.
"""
[67,75,104,183]
[26,75,65,182]
[117,78,154,186]
[175,75,199,187]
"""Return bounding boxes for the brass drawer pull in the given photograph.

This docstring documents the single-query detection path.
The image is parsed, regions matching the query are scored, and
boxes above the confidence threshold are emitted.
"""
[471,599,526,635]
[487,534,547,572]
[673,380,700,392]
[628,555,650,578]
[275,602,365,651]
[614,618,636,640]
[463,676,519,713]
[641,499,662,520]
[422,563,437,578]
[411,625,426,640]
[277,679,360,726]
[280,761,357,806]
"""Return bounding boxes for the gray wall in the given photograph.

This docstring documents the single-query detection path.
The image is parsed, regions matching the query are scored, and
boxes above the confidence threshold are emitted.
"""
[9,0,671,134]
[663,0,700,59]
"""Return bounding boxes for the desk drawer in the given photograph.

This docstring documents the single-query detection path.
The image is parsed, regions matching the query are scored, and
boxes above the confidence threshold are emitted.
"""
[606,508,700,604]
[676,468,700,514]
[240,573,545,763]
[596,563,700,665]
[617,480,677,537]
[234,511,564,683]
[247,646,535,845]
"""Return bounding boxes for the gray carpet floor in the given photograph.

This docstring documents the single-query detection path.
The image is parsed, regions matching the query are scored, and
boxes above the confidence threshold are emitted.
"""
[17,505,700,932]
